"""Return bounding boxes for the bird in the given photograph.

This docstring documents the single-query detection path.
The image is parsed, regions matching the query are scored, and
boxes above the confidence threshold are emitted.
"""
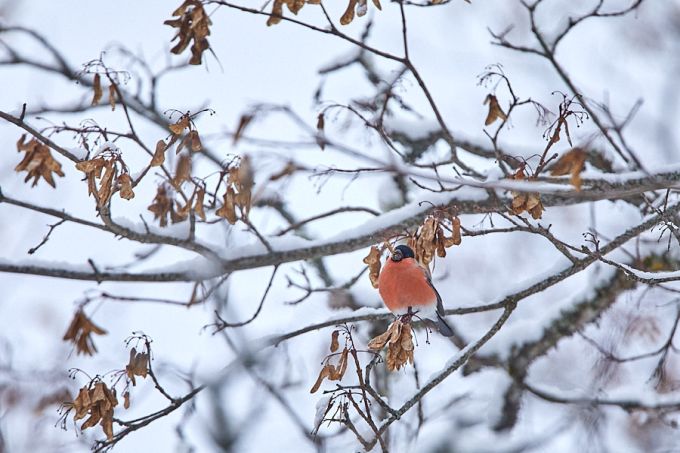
[378,244,454,337]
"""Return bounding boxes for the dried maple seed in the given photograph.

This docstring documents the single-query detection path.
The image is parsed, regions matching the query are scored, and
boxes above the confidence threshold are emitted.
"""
[151,140,167,167]
[118,173,135,200]
[550,147,587,191]
[193,186,206,221]
[407,214,462,267]
[484,94,507,126]
[15,135,64,187]
[148,184,174,227]
[91,73,103,106]
[75,145,127,208]
[269,161,297,181]
[62,310,107,356]
[66,382,118,440]
[165,0,212,65]
[169,115,190,135]
[173,153,192,187]
[233,114,253,145]
[368,319,414,371]
[310,346,350,393]
[123,392,131,410]
[189,130,202,151]
[216,186,238,224]
[108,84,116,111]
[340,0,359,25]
[267,0,306,26]
[316,113,326,150]
[215,156,254,224]
[363,246,382,288]
[330,330,340,353]
[508,167,544,219]
[125,347,149,386]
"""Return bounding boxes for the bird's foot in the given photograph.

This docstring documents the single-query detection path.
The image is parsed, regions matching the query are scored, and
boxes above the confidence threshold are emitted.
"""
[400,307,419,325]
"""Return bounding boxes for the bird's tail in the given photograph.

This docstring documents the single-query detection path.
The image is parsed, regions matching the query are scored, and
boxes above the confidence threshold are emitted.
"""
[435,312,454,337]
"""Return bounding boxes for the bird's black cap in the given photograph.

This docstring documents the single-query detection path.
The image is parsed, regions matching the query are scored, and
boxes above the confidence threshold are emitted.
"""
[392,244,415,261]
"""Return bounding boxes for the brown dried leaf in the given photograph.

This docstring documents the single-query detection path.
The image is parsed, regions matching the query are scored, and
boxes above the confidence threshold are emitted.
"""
[510,193,526,214]
[175,199,192,220]
[165,0,212,64]
[91,73,102,106]
[173,153,191,187]
[118,173,135,200]
[451,216,462,245]
[436,227,447,258]
[550,147,586,191]
[169,115,190,135]
[101,411,114,440]
[17,134,30,151]
[266,0,288,25]
[508,167,544,218]
[216,186,238,224]
[123,391,130,410]
[80,406,101,430]
[288,0,305,14]
[63,310,107,356]
[15,136,65,188]
[510,192,544,218]
[91,383,107,406]
[483,94,507,126]
[72,387,92,421]
[367,329,392,351]
[108,84,116,111]
[368,319,413,371]
[125,347,149,386]
[194,186,206,221]
[171,200,190,224]
[266,8,281,25]
[269,161,297,181]
[527,194,544,219]
[414,216,439,268]
[330,330,340,353]
[331,348,349,380]
[368,319,402,351]
[386,322,414,371]
[76,156,118,206]
[190,38,209,65]
[188,130,202,152]
[362,246,381,288]
[75,159,98,174]
[233,114,253,145]
[310,364,333,393]
[310,346,350,393]
[148,184,173,227]
[340,0,358,25]
[316,113,326,150]
[151,140,167,167]
[400,325,414,352]
[233,156,253,216]
[316,112,325,132]
[96,161,116,206]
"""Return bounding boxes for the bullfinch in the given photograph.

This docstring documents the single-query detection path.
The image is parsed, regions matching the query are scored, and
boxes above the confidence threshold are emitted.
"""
[378,245,454,337]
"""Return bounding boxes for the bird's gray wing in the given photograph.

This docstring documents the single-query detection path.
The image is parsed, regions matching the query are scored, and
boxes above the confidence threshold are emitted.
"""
[426,276,454,337]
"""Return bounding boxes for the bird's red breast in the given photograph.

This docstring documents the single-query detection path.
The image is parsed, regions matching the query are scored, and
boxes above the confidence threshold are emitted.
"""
[378,258,438,314]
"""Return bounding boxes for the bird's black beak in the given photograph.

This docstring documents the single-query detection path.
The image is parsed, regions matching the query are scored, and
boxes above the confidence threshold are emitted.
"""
[391,252,403,262]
